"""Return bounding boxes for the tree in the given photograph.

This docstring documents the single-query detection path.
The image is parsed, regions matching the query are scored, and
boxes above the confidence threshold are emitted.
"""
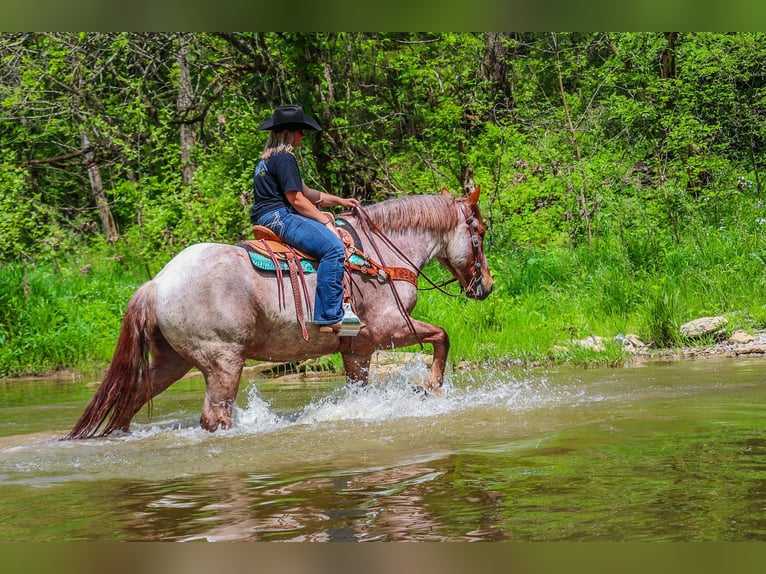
[177,32,197,187]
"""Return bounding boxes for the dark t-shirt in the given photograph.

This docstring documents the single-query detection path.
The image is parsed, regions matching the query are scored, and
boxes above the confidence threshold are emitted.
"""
[249,151,303,224]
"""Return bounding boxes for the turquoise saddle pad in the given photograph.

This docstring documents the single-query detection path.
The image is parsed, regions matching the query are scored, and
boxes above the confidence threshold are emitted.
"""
[245,250,366,274]
[246,251,317,273]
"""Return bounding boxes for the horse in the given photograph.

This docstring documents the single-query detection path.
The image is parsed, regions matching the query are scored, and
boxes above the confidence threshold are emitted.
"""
[65,186,494,439]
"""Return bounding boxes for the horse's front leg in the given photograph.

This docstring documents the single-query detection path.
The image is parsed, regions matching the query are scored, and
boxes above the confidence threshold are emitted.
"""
[341,351,372,386]
[425,325,449,396]
[420,322,449,396]
[388,319,450,396]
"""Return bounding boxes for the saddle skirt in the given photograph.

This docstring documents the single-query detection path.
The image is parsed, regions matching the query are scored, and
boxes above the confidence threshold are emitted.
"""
[239,222,417,286]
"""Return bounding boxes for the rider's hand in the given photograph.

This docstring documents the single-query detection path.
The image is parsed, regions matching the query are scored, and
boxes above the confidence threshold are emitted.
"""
[339,197,360,209]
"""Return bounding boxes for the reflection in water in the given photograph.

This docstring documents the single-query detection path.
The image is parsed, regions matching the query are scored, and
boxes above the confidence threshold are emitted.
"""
[1,358,766,541]
[121,462,500,542]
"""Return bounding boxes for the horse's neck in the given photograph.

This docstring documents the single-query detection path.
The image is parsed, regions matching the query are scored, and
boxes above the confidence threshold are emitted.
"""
[362,225,443,271]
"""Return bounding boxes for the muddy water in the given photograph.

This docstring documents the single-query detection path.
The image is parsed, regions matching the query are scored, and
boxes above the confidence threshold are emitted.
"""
[1,357,765,541]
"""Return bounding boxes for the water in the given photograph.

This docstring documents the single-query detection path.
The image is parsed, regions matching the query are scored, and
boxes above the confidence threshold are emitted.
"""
[1,357,765,541]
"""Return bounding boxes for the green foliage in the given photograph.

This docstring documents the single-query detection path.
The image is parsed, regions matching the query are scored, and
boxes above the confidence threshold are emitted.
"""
[3,32,766,261]
[640,280,683,348]
[0,156,40,260]
[0,258,142,377]
[3,33,766,376]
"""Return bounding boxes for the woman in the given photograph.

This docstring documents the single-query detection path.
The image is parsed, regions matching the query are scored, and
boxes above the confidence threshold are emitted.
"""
[250,104,359,334]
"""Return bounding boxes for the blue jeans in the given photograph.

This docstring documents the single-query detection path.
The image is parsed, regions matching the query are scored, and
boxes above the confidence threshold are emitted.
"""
[256,206,345,325]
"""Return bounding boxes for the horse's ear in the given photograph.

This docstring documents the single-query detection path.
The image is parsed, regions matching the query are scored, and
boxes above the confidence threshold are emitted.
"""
[467,185,481,206]
[440,187,451,196]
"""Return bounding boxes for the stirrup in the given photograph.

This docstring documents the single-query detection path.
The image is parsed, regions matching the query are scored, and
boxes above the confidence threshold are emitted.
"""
[338,303,362,336]
[318,303,363,336]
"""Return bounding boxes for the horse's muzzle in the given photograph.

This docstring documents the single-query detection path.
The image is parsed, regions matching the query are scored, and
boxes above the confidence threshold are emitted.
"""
[467,277,493,300]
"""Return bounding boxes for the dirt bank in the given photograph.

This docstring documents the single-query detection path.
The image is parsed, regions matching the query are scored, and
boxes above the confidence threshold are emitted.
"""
[628,331,766,364]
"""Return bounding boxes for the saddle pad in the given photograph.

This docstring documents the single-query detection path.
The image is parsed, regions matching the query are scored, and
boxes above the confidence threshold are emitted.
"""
[243,248,368,274]
[246,250,317,273]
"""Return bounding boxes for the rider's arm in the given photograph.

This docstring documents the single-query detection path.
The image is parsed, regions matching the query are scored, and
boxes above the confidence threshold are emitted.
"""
[303,183,359,210]
[285,190,335,227]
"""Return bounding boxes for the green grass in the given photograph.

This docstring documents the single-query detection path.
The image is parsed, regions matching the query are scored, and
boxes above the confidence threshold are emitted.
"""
[0,257,143,378]
[412,222,766,367]
[2,220,766,378]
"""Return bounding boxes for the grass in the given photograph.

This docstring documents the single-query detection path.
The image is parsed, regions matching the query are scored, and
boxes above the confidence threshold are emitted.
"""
[0,256,143,378]
[2,220,766,378]
[412,222,766,368]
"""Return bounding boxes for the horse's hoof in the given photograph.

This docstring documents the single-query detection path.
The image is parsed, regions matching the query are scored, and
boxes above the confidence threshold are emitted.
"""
[410,384,443,398]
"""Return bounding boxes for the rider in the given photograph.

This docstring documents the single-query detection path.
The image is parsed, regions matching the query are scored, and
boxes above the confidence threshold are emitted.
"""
[250,104,360,334]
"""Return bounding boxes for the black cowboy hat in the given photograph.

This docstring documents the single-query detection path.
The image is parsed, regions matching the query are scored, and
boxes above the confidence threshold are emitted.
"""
[257,104,322,132]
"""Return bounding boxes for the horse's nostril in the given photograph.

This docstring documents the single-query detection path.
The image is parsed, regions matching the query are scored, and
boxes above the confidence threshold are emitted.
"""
[473,280,493,300]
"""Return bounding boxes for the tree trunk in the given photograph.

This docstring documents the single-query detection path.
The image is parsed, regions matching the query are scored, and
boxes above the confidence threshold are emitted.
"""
[483,32,512,107]
[552,33,592,248]
[82,134,119,242]
[660,32,678,79]
[177,33,197,187]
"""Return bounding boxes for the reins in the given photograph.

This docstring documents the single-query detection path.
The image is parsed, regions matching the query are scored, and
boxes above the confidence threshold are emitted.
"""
[352,204,423,346]
[352,205,464,297]
[351,199,486,348]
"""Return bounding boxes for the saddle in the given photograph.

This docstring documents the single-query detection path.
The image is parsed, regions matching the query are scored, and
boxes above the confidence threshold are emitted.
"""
[238,219,417,341]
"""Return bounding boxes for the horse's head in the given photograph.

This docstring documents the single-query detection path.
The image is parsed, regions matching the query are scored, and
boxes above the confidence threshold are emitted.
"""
[438,186,494,300]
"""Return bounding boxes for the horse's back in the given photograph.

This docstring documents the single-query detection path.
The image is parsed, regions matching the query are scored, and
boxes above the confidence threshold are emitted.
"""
[152,243,261,343]
[149,241,339,362]
[154,242,246,282]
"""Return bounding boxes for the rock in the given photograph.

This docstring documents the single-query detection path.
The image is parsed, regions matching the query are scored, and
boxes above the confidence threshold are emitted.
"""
[614,334,629,347]
[727,331,757,345]
[736,343,766,355]
[680,316,728,338]
[369,351,433,379]
[572,335,606,351]
[614,333,647,352]
[456,360,473,371]
[371,351,433,366]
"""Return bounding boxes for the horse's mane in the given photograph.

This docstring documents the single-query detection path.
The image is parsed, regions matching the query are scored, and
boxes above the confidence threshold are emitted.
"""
[361,194,460,234]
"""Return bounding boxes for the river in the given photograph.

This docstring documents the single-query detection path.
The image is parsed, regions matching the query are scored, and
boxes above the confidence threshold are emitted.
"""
[1,356,765,541]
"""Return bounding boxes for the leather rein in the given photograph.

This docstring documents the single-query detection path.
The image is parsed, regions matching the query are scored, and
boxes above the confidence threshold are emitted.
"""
[351,198,486,347]
[351,199,485,298]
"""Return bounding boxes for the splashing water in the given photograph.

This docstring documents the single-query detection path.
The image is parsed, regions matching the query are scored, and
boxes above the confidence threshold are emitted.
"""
[4,358,766,541]
[0,359,628,485]
[231,361,595,435]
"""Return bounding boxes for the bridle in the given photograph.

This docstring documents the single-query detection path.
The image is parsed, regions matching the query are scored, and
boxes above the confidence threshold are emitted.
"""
[457,199,487,299]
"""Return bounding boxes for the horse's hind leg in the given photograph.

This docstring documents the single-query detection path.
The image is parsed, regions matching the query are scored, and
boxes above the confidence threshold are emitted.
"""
[119,330,193,431]
[198,352,245,432]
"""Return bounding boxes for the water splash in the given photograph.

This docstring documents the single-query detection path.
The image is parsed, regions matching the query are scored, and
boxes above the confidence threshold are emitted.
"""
[230,362,595,435]
[0,360,600,482]
[234,386,283,431]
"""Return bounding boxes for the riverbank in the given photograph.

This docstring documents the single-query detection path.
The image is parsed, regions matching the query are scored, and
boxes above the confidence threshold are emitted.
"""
[4,330,766,386]
[629,330,766,363]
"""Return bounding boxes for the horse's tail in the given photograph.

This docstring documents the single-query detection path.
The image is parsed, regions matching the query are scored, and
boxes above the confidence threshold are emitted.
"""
[64,282,158,440]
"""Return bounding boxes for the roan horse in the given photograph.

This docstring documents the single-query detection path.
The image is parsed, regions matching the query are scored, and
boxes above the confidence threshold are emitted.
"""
[66,187,493,439]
